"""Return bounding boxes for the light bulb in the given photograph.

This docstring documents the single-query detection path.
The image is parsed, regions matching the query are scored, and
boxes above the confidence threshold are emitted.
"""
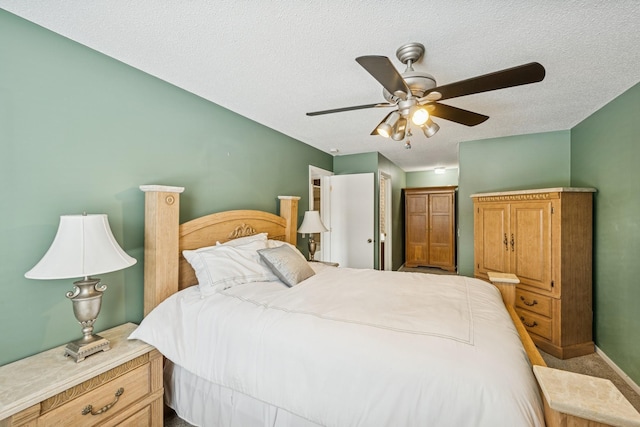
[411,107,429,126]
[376,123,392,138]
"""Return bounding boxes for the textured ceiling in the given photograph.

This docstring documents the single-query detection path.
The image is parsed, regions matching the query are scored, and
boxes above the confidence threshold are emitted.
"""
[2,1,640,171]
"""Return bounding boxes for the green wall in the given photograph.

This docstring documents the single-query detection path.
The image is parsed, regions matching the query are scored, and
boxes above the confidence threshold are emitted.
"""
[406,168,459,187]
[570,82,640,383]
[457,131,572,277]
[0,10,332,365]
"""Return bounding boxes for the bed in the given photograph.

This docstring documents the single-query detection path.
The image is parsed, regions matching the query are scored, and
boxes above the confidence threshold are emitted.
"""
[131,185,563,427]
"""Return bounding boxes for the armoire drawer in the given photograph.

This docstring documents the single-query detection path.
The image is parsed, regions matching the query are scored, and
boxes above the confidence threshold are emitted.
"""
[516,288,552,318]
[515,308,553,341]
[38,363,151,426]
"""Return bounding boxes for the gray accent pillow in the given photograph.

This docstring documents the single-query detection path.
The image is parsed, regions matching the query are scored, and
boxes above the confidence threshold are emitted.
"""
[258,245,315,287]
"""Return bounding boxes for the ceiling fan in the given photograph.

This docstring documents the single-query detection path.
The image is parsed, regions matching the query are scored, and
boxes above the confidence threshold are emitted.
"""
[306,42,545,149]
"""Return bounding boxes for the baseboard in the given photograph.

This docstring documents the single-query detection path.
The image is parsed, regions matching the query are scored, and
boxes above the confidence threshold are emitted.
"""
[596,346,640,396]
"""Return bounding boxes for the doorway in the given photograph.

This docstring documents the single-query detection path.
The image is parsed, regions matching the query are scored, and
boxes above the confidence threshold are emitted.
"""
[379,172,393,271]
[308,166,333,261]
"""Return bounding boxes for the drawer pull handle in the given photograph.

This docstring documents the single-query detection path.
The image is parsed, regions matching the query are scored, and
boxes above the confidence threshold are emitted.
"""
[82,387,124,416]
[520,296,538,306]
[520,316,538,328]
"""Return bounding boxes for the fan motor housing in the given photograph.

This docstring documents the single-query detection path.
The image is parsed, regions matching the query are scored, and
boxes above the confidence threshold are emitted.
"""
[383,71,436,102]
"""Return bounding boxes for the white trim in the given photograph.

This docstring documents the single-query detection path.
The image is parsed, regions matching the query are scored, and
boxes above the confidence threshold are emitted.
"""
[308,166,333,262]
[139,184,185,193]
[595,346,640,396]
[308,166,333,210]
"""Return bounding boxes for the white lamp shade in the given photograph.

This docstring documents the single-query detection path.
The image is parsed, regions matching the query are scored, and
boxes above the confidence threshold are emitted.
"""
[297,211,328,234]
[25,214,136,280]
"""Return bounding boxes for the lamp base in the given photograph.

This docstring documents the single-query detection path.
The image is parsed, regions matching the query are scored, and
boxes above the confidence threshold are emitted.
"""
[308,237,317,261]
[64,334,110,363]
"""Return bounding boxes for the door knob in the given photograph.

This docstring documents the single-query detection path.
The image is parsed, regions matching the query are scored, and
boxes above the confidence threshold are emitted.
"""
[367,239,373,243]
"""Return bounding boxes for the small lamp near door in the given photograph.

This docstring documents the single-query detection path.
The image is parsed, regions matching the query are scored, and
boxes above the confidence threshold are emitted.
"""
[297,210,328,261]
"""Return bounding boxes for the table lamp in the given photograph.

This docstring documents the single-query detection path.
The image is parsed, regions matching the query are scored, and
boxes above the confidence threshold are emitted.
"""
[25,213,136,362]
[297,210,328,261]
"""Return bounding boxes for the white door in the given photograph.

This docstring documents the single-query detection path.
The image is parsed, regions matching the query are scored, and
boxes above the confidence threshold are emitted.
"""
[325,173,375,269]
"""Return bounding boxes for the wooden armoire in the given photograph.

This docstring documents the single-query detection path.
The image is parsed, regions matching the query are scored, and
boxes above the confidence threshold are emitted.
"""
[472,187,596,359]
[404,187,456,272]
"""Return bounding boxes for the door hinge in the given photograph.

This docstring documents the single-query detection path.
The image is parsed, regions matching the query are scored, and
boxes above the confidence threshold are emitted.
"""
[551,206,554,214]
[551,280,554,288]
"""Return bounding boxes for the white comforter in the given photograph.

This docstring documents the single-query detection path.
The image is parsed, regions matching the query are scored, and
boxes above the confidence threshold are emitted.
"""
[130,266,544,427]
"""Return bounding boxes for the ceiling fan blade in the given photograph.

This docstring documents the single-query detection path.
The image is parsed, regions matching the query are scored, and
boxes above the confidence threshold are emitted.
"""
[429,102,489,126]
[421,62,546,102]
[306,102,394,116]
[356,56,411,99]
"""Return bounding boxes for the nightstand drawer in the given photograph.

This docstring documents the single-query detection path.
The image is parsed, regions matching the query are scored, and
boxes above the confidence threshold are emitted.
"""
[515,308,552,341]
[38,363,150,426]
[516,288,552,318]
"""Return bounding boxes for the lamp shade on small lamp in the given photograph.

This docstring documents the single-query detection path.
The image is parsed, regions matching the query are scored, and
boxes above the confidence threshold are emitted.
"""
[25,214,136,362]
[297,211,328,261]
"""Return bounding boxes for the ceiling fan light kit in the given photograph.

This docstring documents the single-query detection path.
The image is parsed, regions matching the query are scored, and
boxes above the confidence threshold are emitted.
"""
[410,105,430,126]
[391,118,407,141]
[422,118,440,138]
[307,42,546,149]
[376,111,400,138]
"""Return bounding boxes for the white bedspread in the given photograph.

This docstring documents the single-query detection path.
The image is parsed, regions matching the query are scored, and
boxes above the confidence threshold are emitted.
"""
[130,267,544,427]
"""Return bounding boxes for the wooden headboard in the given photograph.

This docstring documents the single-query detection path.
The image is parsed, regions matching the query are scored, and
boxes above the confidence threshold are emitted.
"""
[140,185,300,315]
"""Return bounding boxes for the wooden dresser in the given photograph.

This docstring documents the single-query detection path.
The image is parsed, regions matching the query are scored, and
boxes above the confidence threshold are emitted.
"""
[0,323,163,426]
[472,187,596,359]
[404,186,456,272]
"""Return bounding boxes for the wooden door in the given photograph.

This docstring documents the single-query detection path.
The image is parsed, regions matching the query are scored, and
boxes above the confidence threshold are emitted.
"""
[427,192,454,269]
[475,202,510,276]
[405,192,429,266]
[510,201,553,292]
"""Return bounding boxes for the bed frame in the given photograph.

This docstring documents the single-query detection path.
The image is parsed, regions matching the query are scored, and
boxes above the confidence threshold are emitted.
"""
[139,185,627,427]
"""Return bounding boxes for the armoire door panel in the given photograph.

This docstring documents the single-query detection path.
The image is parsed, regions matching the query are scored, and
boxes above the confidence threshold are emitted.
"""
[407,208,428,265]
[477,204,510,275]
[407,196,428,214]
[429,194,451,213]
[511,202,552,292]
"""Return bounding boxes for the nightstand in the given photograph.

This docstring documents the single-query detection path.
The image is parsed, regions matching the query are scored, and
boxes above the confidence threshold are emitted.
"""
[0,323,163,427]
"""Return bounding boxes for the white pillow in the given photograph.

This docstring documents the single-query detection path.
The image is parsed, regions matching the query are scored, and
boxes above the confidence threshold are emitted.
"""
[217,232,268,247]
[183,244,278,296]
[258,245,315,287]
